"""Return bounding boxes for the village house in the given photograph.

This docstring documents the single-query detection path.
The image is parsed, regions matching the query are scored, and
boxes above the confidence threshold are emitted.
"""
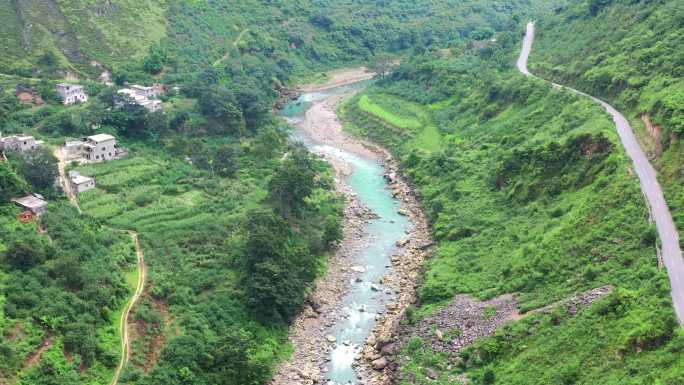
[65,133,122,162]
[12,194,48,216]
[56,83,88,105]
[81,133,117,162]
[15,85,45,105]
[117,84,164,112]
[131,84,160,99]
[68,171,96,193]
[0,134,44,152]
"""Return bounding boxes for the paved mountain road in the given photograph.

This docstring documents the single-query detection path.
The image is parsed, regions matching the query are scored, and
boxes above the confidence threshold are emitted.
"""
[517,22,684,327]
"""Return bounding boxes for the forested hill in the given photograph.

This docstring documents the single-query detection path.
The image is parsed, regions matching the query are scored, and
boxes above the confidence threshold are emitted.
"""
[529,0,684,261]
[0,1,548,385]
[1,0,535,81]
[339,0,684,383]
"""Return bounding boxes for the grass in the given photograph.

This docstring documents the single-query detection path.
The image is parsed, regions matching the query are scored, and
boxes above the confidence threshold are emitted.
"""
[358,94,422,130]
[353,94,442,152]
[343,65,682,383]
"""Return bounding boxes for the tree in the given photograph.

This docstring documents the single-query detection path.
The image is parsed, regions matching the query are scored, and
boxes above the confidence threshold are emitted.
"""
[370,54,394,79]
[0,162,27,201]
[242,209,314,323]
[214,146,238,177]
[3,233,52,270]
[143,51,165,75]
[253,126,283,159]
[10,147,59,196]
[37,79,61,104]
[63,321,99,366]
[198,86,246,135]
[268,147,316,217]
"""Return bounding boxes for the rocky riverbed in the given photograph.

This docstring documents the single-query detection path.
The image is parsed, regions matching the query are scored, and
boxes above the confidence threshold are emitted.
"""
[270,72,432,385]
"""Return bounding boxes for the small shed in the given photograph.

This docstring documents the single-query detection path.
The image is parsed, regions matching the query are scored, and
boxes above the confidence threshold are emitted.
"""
[12,194,48,216]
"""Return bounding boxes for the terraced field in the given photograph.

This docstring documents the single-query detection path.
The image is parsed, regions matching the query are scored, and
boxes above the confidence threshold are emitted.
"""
[349,93,442,152]
[77,157,210,231]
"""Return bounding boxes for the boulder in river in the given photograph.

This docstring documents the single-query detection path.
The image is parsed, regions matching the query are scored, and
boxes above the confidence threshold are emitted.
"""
[396,239,409,247]
[372,357,388,370]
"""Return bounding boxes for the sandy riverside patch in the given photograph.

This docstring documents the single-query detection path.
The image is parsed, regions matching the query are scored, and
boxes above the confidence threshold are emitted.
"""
[270,94,432,385]
[300,67,376,93]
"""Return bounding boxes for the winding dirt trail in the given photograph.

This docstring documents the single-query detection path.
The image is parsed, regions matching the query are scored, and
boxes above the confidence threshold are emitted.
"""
[213,28,250,67]
[517,22,684,327]
[54,147,148,383]
[54,147,81,213]
[110,231,146,385]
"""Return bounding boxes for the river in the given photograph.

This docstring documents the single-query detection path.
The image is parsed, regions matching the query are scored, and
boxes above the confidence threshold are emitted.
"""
[281,82,413,384]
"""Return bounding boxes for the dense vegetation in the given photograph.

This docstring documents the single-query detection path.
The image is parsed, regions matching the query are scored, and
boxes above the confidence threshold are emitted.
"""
[0,155,137,384]
[2,0,683,384]
[527,0,684,233]
[341,17,683,383]
[1,0,538,81]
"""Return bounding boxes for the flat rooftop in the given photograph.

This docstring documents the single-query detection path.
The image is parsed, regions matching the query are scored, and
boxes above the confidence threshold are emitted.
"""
[71,175,94,185]
[87,134,116,143]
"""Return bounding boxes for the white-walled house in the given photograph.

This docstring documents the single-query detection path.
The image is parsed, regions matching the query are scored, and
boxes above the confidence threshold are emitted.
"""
[56,83,88,105]
[117,85,163,112]
[64,134,125,162]
[68,171,96,193]
[0,134,44,152]
[82,134,117,162]
[131,85,160,99]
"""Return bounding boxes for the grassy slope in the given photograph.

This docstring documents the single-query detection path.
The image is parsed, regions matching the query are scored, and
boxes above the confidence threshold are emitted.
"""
[0,203,137,385]
[528,0,684,235]
[71,135,343,384]
[2,0,167,76]
[341,37,683,384]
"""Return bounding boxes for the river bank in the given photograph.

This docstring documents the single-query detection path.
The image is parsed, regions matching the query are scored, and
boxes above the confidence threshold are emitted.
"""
[270,75,432,385]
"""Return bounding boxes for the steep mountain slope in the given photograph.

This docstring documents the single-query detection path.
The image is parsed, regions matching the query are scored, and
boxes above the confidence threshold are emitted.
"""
[528,0,684,232]
[0,2,548,385]
[1,0,537,82]
[1,0,167,78]
[340,8,684,384]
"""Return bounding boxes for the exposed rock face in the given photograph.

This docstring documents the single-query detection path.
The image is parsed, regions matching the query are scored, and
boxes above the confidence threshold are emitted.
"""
[641,114,663,158]
[372,357,388,370]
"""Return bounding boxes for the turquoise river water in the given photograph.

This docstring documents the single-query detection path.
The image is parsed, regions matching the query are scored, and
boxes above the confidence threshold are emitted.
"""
[281,83,413,384]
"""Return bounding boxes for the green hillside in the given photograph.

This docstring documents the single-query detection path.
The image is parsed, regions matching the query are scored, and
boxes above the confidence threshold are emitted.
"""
[1,0,167,78]
[1,1,683,385]
[528,0,684,233]
[341,4,684,382]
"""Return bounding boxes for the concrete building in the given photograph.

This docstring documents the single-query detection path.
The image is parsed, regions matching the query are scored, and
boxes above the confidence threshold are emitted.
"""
[12,194,48,215]
[117,84,163,112]
[64,134,125,162]
[68,171,96,193]
[131,84,160,99]
[140,99,163,112]
[56,83,88,105]
[0,134,44,152]
[82,134,117,162]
